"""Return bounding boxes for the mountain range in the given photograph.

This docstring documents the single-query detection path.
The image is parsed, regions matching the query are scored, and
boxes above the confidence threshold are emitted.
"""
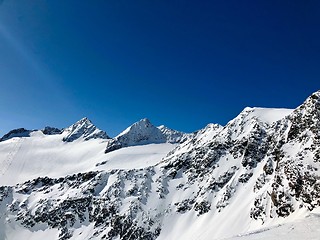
[1,91,320,240]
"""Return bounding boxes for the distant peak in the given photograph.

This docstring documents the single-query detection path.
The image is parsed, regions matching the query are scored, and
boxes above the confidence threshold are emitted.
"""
[0,128,32,142]
[126,118,153,130]
[140,118,150,122]
[118,118,154,137]
[81,116,89,121]
[134,118,151,126]
[105,119,189,153]
[63,117,109,142]
[74,117,92,125]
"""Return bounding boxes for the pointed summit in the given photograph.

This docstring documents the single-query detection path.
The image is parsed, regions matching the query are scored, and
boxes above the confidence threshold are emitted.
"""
[105,118,189,153]
[105,118,165,153]
[119,118,153,136]
[63,117,110,142]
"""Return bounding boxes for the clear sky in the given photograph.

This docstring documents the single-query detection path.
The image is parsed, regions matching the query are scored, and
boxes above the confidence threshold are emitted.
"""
[0,0,319,137]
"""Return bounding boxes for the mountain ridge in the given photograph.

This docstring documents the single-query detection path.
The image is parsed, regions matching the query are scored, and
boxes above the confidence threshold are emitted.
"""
[0,90,320,240]
[105,118,190,153]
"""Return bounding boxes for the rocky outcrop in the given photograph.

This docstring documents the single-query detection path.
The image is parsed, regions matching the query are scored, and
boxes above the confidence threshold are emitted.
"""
[0,128,33,142]
[42,126,62,135]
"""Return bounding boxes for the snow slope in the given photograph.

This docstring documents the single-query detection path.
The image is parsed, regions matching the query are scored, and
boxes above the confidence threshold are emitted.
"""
[0,120,177,186]
[1,91,320,240]
[226,211,320,240]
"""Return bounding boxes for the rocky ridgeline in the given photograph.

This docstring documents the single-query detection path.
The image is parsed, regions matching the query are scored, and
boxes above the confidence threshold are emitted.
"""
[1,91,320,239]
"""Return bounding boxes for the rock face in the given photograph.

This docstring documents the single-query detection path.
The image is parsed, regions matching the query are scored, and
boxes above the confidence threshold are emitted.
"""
[63,117,110,142]
[1,91,320,240]
[42,126,62,135]
[0,128,33,142]
[105,118,189,153]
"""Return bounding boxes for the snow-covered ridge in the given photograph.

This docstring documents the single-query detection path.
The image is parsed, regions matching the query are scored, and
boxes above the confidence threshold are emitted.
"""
[0,128,33,142]
[0,117,187,185]
[0,117,109,143]
[104,118,190,153]
[240,107,293,125]
[1,90,320,240]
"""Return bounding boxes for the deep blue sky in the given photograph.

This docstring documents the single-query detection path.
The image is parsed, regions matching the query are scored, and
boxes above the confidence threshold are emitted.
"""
[0,1,319,136]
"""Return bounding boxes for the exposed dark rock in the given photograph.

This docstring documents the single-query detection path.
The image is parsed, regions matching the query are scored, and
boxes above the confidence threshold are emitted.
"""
[0,128,32,142]
[42,126,62,135]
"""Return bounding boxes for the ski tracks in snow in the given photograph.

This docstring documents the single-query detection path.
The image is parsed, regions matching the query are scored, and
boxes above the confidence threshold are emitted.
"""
[0,138,24,176]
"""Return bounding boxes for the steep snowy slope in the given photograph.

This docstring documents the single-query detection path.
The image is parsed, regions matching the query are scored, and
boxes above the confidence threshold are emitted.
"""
[1,91,320,240]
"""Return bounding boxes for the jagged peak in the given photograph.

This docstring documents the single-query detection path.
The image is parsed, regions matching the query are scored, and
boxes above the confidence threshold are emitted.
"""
[67,117,93,129]
[63,117,109,142]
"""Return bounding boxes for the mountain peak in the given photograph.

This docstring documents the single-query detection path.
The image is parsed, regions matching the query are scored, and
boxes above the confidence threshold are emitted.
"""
[73,117,93,126]
[3,92,320,239]
[139,118,150,123]
[118,118,154,137]
[63,117,109,142]
[105,119,190,153]
[131,117,151,127]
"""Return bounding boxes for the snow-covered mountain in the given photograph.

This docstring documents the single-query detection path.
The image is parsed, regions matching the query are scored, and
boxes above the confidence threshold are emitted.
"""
[63,117,110,142]
[104,118,189,153]
[1,91,320,240]
[0,118,178,186]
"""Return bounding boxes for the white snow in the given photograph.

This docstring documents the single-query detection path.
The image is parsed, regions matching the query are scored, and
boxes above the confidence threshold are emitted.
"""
[0,131,176,186]
[0,103,319,240]
[225,212,320,240]
[242,107,293,125]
